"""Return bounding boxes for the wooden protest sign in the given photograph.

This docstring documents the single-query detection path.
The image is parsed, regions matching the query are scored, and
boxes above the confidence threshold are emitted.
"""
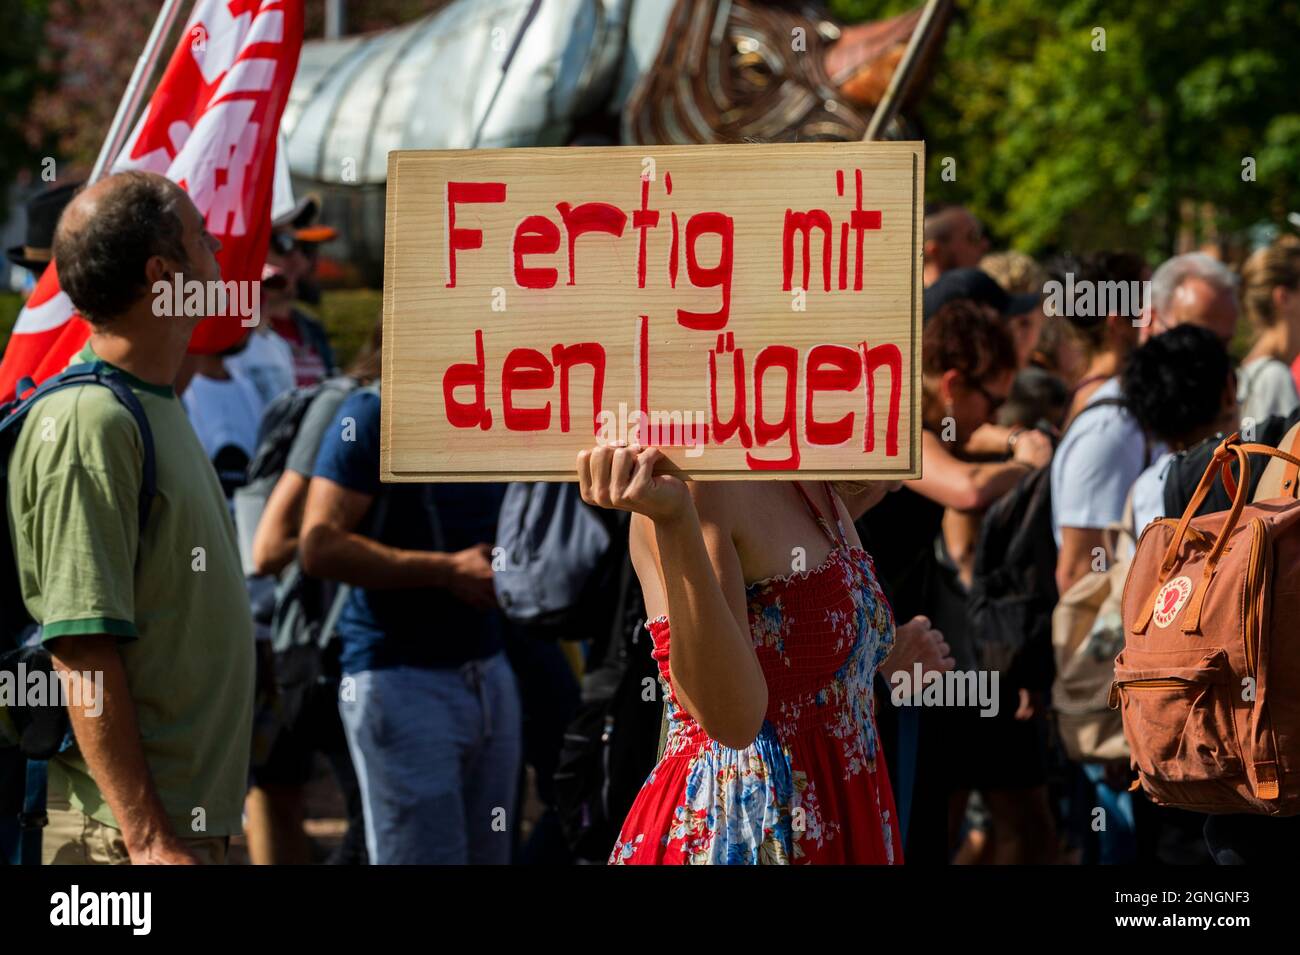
[381,141,922,482]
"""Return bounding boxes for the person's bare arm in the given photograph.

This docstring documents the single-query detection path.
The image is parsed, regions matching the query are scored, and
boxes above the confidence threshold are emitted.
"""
[943,508,984,587]
[47,635,197,864]
[962,422,1015,458]
[298,476,495,608]
[912,429,1049,511]
[251,470,309,576]
[1056,526,1106,596]
[579,445,767,748]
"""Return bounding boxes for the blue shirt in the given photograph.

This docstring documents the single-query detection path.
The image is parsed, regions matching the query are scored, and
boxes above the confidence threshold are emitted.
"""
[313,390,506,673]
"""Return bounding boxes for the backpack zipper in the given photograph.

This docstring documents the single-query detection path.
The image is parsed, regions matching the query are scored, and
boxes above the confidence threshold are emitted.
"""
[1243,517,1281,801]
[1108,677,1195,708]
[1244,518,1264,679]
[1122,679,1193,690]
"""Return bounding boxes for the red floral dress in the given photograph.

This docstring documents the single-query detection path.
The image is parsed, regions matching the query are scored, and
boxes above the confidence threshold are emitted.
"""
[610,482,902,864]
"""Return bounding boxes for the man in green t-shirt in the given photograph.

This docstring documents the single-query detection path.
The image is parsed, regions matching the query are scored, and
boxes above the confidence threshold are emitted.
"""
[5,171,254,864]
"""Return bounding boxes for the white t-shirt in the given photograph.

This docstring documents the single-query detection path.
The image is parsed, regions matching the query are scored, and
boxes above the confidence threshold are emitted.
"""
[225,327,296,407]
[182,370,265,462]
[1237,356,1299,425]
[1050,377,1157,546]
[1129,449,1177,536]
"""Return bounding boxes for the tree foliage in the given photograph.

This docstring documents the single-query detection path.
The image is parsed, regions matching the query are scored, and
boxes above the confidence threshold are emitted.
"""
[6,0,1298,263]
[832,0,1300,259]
[23,0,155,178]
[0,0,57,189]
[7,0,436,190]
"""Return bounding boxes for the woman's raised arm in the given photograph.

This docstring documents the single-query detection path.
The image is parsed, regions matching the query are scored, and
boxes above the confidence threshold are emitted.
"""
[578,444,767,747]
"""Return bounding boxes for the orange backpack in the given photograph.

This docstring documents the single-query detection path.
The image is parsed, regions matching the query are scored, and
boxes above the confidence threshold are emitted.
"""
[1113,434,1300,815]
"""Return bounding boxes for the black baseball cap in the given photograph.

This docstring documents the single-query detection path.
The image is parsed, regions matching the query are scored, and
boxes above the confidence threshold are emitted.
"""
[923,267,1040,323]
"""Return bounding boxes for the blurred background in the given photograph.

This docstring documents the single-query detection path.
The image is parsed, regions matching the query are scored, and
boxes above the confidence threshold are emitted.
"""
[2,0,1298,364]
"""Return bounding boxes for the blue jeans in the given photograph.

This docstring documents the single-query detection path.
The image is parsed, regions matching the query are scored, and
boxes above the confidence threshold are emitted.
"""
[338,654,521,864]
[1081,762,1136,864]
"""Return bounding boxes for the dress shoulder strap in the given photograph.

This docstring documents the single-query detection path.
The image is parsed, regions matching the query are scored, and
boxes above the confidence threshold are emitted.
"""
[791,481,849,551]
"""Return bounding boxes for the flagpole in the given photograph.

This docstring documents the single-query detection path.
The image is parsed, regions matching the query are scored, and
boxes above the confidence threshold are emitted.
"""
[469,0,544,148]
[88,0,191,182]
[862,0,951,142]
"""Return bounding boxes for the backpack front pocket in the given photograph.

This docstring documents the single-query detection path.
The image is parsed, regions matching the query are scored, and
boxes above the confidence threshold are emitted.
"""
[1110,646,1243,782]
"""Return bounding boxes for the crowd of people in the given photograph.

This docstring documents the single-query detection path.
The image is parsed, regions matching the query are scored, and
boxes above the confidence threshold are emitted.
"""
[4,170,1300,865]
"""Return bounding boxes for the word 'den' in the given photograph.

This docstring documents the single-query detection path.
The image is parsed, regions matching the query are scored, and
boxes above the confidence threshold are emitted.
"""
[381,141,922,481]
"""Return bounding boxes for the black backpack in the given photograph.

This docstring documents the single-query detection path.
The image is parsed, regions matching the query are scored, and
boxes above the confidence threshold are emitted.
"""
[967,465,1057,690]
[1162,410,1300,519]
[552,551,662,862]
[967,397,1134,690]
[233,376,357,626]
[241,376,357,507]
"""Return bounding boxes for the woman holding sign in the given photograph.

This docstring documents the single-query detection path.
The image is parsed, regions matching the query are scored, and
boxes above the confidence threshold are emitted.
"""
[576,445,951,864]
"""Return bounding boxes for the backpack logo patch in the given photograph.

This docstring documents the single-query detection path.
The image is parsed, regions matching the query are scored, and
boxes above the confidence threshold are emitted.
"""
[1153,575,1193,628]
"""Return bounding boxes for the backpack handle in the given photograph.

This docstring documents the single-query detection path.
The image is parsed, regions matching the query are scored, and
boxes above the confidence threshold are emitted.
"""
[1133,434,1300,635]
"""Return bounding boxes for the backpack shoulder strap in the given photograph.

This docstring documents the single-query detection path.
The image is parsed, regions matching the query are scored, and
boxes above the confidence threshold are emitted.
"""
[1062,394,1150,467]
[91,370,157,534]
[1064,395,1125,433]
[6,364,156,534]
[997,465,1050,569]
[1280,424,1300,498]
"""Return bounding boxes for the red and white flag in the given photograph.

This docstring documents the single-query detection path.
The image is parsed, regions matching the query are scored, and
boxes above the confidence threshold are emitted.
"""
[0,0,304,400]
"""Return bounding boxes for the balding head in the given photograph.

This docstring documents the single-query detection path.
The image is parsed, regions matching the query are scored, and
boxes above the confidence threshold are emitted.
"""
[923,204,988,282]
[53,171,193,325]
[1149,252,1240,345]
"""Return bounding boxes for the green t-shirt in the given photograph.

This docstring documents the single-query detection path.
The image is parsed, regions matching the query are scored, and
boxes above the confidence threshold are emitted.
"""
[5,345,254,837]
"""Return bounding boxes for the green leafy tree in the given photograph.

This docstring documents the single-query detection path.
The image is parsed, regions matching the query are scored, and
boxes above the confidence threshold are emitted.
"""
[12,0,448,185]
[24,0,156,176]
[0,0,56,195]
[832,0,1300,259]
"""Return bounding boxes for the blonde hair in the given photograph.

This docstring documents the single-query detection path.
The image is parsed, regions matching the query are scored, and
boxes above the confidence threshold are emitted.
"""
[1241,240,1300,329]
[980,250,1046,296]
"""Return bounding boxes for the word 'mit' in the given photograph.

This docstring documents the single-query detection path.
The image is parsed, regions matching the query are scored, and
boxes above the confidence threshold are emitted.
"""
[443,169,882,331]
